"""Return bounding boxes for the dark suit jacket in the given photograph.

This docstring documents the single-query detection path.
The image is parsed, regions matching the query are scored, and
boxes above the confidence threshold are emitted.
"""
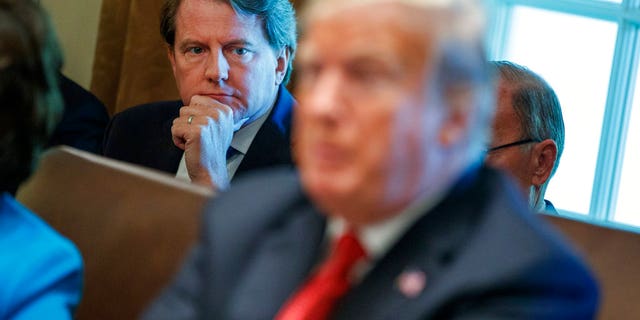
[47,74,110,154]
[102,86,295,177]
[143,166,599,319]
[544,199,559,214]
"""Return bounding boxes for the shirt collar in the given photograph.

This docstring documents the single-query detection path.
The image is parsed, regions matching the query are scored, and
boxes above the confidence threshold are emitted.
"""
[327,192,442,262]
[326,162,482,261]
[230,106,271,155]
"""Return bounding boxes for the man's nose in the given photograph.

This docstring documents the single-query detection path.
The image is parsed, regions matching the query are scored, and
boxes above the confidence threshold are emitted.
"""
[204,50,229,82]
[303,70,343,118]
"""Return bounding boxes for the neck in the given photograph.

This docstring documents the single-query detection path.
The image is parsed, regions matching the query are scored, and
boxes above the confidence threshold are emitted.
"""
[529,185,547,213]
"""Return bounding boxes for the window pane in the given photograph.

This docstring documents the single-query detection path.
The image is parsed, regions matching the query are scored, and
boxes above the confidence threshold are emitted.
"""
[614,75,640,227]
[502,6,617,215]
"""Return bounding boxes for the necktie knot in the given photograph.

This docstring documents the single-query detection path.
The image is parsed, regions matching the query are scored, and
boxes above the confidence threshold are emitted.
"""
[318,230,367,282]
[226,146,238,160]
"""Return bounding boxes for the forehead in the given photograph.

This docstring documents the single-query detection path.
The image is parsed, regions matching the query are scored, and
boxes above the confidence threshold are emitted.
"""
[492,81,522,136]
[299,3,434,69]
[175,0,266,41]
[496,80,516,115]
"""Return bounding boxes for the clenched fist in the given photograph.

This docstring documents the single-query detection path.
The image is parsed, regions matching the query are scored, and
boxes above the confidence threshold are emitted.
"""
[171,95,248,190]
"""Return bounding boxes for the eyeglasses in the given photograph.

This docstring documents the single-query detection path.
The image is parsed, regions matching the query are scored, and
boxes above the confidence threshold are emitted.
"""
[486,138,540,153]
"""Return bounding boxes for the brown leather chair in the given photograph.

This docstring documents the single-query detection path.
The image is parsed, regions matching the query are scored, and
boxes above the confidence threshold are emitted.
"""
[544,214,640,319]
[17,146,213,319]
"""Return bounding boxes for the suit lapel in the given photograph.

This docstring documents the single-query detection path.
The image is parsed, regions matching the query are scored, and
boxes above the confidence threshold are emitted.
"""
[335,166,486,320]
[207,174,327,320]
[158,101,183,172]
[226,205,326,319]
[334,214,469,319]
[237,86,294,175]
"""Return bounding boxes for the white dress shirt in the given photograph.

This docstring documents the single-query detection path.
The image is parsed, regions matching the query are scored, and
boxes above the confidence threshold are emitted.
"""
[326,188,447,282]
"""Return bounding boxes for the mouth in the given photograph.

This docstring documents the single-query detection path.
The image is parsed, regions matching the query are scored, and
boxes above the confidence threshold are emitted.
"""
[204,93,236,105]
[308,142,347,169]
[204,93,234,99]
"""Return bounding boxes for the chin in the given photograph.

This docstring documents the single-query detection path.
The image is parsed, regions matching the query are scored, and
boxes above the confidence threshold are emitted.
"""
[302,170,340,196]
[302,168,357,203]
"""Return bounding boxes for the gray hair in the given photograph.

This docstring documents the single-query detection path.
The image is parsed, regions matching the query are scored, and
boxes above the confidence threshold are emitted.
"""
[160,0,297,84]
[491,60,565,176]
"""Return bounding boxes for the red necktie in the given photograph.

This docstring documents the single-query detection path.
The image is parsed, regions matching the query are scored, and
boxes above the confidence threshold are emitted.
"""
[276,229,367,320]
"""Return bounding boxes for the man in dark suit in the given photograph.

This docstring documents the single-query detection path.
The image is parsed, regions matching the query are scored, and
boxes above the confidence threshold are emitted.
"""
[103,0,297,190]
[47,73,110,154]
[485,61,565,214]
[143,0,599,319]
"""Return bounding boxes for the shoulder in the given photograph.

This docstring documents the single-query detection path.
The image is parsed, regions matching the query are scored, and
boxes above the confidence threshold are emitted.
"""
[397,166,599,318]
[58,74,108,116]
[433,165,595,282]
[110,100,182,125]
[452,167,599,315]
[543,199,559,214]
[0,194,82,318]
[0,195,81,264]
[103,100,184,170]
[466,167,586,263]
[105,100,182,139]
[200,166,318,262]
[201,167,315,242]
[205,167,304,221]
[267,86,296,133]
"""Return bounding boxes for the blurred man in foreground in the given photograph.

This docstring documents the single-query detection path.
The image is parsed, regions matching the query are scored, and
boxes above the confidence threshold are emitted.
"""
[144,0,598,319]
[486,61,565,213]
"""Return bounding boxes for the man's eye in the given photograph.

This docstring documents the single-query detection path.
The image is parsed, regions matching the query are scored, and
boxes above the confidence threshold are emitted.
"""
[296,64,321,84]
[347,63,398,86]
[187,47,204,54]
[349,67,380,83]
[232,48,249,55]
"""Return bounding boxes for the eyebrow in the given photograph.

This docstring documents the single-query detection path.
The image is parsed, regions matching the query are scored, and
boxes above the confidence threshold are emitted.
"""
[176,38,204,52]
[345,52,406,75]
[222,39,255,48]
[176,38,256,52]
[350,55,396,68]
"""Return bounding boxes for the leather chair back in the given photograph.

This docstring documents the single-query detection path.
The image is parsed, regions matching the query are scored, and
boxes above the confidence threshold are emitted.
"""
[544,214,640,319]
[17,146,212,319]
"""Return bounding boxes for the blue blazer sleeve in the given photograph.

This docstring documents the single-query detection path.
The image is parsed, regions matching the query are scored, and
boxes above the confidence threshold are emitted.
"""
[0,194,83,319]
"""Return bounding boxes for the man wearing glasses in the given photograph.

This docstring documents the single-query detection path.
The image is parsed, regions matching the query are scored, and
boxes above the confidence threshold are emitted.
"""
[485,61,565,214]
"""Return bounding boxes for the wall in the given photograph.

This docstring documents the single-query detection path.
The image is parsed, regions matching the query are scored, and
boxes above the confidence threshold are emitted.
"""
[41,0,103,90]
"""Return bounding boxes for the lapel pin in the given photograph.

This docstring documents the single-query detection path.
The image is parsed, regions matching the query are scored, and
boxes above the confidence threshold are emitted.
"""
[396,268,427,298]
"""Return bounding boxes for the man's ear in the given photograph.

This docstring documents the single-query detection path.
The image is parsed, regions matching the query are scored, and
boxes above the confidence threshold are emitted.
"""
[167,45,177,75]
[530,139,557,187]
[275,47,290,86]
[438,88,472,146]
